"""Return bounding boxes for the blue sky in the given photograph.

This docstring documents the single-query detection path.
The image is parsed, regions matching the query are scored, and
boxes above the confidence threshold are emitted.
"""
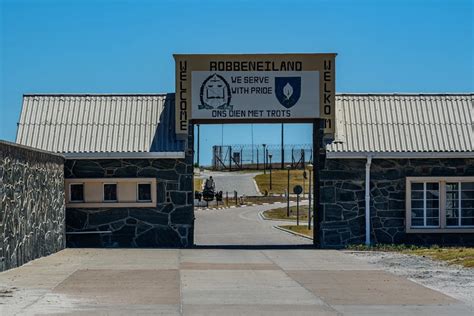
[1,0,472,164]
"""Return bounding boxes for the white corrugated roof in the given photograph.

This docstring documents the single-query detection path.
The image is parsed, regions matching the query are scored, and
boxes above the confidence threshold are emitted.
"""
[16,93,473,156]
[16,94,185,154]
[327,94,473,154]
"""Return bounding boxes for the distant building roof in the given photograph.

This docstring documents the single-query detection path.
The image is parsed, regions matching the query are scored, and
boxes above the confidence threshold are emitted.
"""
[327,94,473,158]
[16,94,185,157]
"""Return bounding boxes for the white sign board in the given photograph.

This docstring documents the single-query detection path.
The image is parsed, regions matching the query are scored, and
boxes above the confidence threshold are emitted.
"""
[191,71,319,120]
[174,54,336,136]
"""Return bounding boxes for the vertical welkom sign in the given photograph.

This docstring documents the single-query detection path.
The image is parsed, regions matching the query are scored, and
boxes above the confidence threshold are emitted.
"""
[174,54,336,137]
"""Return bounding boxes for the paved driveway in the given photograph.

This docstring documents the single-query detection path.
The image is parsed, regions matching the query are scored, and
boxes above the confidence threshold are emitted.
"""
[1,248,469,315]
[0,205,470,315]
[198,170,262,196]
[195,201,312,246]
[0,205,473,316]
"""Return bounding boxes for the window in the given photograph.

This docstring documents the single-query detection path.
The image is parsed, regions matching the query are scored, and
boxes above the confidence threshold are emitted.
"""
[410,182,439,227]
[407,177,474,232]
[138,183,152,202]
[70,184,84,202]
[65,178,156,208]
[446,182,474,227]
[103,184,117,202]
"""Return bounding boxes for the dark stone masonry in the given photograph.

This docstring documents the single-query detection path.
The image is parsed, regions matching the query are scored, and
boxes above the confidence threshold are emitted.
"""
[319,158,474,248]
[65,157,194,248]
[0,141,65,271]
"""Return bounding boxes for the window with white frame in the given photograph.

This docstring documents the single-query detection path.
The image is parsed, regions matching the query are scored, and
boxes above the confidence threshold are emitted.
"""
[446,182,474,227]
[410,182,440,227]
[407,177,474,232]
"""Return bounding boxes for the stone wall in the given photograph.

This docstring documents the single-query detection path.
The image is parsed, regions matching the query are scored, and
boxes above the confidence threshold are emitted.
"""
[0,141,65,271]
[65,156,193,248]
[320,158,474,248]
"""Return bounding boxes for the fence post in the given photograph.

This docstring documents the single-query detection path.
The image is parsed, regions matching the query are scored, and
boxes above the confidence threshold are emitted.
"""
[256,148,259,170]
[291,148,294,168]
[296,193,300,226]
[241,148,243,168]
[234,191,238,205]
[229,147,232,171]
[302,149,305,170]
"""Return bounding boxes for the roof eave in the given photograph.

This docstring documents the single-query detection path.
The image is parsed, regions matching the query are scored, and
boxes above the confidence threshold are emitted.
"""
[63,152,186,160]
[326,151,474,159]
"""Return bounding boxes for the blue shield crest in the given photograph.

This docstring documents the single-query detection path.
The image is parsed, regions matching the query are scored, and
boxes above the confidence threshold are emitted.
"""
[275,77,301,108]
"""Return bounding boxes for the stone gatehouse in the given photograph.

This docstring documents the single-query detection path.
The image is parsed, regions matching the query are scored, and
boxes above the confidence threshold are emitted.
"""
[16,94,194,247]
[12,92,474,248]
[321,94,474,247]
[320,158,474,247]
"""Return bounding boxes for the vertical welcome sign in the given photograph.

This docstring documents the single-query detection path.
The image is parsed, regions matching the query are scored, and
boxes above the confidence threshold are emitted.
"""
[174,54,336,137]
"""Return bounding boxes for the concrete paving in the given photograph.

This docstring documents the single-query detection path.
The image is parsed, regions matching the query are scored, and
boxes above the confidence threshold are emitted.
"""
[0,205,471,315]
[0,248,470,315]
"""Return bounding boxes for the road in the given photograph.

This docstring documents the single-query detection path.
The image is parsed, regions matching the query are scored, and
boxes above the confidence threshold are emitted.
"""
[198,170,262,196]
[194,201,312,246]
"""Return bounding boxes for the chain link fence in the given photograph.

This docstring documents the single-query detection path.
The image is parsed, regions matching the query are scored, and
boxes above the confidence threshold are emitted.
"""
[212,144,312,170]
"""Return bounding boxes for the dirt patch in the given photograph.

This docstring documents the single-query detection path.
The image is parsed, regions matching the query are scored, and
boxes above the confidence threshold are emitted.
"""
[347,251,474,307]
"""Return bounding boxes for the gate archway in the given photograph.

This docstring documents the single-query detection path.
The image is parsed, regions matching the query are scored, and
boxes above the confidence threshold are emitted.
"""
[174,53,336,247]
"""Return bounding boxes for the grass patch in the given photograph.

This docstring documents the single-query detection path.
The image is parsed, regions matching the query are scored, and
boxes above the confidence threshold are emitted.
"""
[279,225,313,238]
[346,244,474,268]
[254,169,314,195]
[243,195,298,205]
[263,205,310,221]
[409,248,474,268]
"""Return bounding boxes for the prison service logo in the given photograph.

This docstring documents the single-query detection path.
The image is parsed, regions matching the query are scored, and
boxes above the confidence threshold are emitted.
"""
[274,77,301,109]
[198,73,233,110]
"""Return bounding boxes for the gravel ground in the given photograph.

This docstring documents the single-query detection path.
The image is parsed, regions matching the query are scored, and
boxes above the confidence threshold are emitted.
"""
[346,251,474,307]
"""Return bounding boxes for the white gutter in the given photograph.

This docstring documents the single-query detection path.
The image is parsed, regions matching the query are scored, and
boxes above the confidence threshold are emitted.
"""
[63,152,185,159]
[326,151,474,159]
[365,155,372,246]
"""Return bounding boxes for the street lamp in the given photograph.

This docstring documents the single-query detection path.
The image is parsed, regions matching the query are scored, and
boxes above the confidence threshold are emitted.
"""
[286,164,291,217]
[307,164,313,230]
[269,154,273,191]
[262,144,267,175]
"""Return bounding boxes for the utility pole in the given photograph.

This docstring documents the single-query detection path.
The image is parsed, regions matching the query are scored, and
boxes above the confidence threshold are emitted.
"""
[221,124,224,147]
[281,123,284,169]
[286,164,291,217]
[269,154,273,191]
[313,119,321,247]
[251,124,254,164]
[197,124,200,167]
[307,164,313,230]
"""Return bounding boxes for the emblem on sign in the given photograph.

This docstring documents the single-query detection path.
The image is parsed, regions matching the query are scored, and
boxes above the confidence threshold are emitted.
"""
[199,73,233,110]
[274,77,301,108]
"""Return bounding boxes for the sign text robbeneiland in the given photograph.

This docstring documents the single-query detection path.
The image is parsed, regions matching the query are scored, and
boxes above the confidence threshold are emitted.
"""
[174,54,336,136]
